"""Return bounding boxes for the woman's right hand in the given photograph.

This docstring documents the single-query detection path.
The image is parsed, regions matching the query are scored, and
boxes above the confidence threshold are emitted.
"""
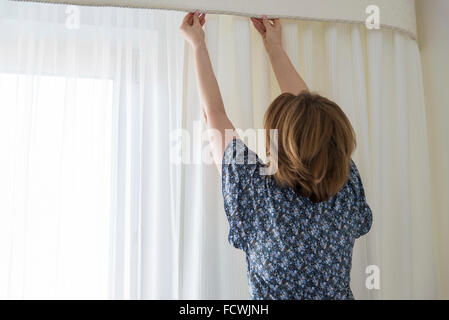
[250,16,282,52]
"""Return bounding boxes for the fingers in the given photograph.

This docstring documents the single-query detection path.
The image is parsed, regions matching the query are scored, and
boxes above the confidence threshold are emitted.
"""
[272,18,281,30]
[262,15,271,29]
[192,11,207,27]
[182,12,194,23]
[199,13,206,26]
[261,15,280,28]
[182,11,206,29]
[181,12,194,27]
[251,17,266,36]
[193,10,200,26]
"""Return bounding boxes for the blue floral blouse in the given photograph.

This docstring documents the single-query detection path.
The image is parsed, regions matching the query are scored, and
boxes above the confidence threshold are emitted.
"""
[221,139,372,300]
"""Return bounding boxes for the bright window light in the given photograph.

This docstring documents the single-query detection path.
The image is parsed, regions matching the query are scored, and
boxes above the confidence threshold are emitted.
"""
[0,73,113,299]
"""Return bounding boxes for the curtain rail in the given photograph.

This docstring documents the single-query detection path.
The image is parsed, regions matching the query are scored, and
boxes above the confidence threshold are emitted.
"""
[11,0,418,40]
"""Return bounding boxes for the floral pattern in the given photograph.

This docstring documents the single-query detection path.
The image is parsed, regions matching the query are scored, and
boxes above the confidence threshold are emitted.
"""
[222,139,372,300]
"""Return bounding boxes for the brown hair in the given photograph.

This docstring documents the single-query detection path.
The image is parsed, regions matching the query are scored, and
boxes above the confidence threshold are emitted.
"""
[263,92,356,203]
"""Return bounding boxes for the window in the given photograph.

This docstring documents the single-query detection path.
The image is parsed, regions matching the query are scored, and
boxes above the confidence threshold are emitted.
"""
[0,73,113,299]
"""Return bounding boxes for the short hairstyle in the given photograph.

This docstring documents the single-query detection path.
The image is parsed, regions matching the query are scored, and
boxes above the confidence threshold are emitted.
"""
[263,92,356,203]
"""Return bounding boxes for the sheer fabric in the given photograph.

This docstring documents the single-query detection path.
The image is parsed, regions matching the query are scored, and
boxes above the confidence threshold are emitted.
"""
[0,0,439,299]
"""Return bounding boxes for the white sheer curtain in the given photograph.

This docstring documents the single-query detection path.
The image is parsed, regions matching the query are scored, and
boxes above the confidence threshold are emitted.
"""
[0,0,440,299]
[0,0,188,299]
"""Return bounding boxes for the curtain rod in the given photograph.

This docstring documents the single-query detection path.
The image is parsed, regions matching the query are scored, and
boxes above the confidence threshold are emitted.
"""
[11,0,418,40]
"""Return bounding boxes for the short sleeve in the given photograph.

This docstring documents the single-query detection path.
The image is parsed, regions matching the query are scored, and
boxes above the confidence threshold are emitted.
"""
[349,160,373,238]
[221,138,263,251]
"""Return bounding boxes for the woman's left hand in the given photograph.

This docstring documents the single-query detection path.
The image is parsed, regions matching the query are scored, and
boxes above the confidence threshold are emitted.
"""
[180,11,206,49]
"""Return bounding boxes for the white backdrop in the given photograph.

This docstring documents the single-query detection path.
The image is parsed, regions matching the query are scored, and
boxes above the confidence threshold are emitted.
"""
[0,0,441,299]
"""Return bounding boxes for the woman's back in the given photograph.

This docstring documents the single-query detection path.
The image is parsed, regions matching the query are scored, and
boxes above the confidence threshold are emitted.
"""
[222,139,372,300]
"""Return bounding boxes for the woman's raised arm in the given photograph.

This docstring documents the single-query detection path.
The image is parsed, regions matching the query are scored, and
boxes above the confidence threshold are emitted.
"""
[180,12,236,171]
[251,16,309,95]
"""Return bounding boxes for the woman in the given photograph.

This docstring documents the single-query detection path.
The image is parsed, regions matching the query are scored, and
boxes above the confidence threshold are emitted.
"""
[180,11,372,300]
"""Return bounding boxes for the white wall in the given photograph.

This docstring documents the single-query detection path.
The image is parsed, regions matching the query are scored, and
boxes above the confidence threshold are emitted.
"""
[416,0,449,299]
